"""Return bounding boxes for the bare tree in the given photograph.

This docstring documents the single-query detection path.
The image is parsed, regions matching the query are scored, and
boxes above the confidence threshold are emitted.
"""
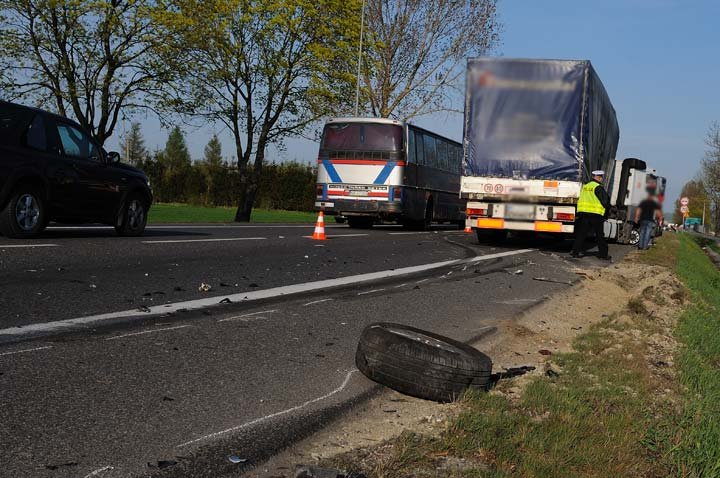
[0,0,168,145]
[360,0,500,119]
[703,122,720,234]
[155,0,360,221]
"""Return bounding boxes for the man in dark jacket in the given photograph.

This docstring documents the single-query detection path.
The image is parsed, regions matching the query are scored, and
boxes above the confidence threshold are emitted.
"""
[571,170,612,260]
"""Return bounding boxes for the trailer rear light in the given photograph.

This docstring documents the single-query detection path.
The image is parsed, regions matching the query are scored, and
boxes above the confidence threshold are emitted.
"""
[466,208,486,217]
[393,187,402,200]
[316,185,324,197]
[554,212,575,221]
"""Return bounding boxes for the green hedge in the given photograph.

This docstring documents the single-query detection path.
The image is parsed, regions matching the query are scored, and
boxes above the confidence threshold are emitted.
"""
[138,159,317,211]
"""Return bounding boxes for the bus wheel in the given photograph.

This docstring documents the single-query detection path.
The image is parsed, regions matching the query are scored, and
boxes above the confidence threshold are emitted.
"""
[476,229,508,244]
[348,217,374,229]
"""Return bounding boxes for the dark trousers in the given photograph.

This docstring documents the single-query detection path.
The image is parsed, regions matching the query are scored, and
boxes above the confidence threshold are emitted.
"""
[572,213,608,258]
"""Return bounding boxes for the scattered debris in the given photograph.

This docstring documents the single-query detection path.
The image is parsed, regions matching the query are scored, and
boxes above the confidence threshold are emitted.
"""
[545,362,562,378]
[538,349,553,355]
[198,283,212,292]
[162,396,174,401]
[89,284,97,289]
[533,277,573,285]
[574,271,594,280]
[45,462,78,470]
[228,455,247,464]
[219,298,232,304]
[137,305,151,313]
[248,283,259,288]
[148,460,177,469]
[173,286,185,292]
[294,465,366,478]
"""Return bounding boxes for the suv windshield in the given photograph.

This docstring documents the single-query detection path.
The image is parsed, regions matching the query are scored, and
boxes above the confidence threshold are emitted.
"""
[322,123,403,152]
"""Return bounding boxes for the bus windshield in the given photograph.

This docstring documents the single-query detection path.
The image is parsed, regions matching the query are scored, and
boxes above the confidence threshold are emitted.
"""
[322,122,403,152]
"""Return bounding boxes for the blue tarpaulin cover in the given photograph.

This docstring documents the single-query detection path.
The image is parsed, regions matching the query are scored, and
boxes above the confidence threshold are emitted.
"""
[463,58,619,181]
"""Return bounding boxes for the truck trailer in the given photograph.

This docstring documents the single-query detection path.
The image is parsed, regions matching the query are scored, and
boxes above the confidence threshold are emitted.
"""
[462,58,619,239]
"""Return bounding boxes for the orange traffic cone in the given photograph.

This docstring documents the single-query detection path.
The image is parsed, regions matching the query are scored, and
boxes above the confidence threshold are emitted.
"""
[312,211,326,240]
[464,223,472,233]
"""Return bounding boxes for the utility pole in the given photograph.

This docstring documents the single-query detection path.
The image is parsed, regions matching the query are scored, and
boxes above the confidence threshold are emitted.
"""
[354,0,366,117]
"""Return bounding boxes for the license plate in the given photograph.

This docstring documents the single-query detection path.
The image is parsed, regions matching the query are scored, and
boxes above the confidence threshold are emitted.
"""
[505,204,535,220]
[349,190,366,196]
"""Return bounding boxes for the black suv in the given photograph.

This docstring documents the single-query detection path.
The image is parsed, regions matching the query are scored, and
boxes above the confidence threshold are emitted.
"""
[0,101,152,238]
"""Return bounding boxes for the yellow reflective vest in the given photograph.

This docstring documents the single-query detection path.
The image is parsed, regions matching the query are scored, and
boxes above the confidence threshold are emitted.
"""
[576,181,606,216]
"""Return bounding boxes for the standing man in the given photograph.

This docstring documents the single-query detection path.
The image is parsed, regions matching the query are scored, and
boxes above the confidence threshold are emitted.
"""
[571,170,612,260]
[634,193,663,250]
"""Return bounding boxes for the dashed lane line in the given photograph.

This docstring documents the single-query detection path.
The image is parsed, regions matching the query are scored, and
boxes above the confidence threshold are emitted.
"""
[0,244,58,248]
[142,237,266,244]
[104,325,192,341]
[0,345,53,357]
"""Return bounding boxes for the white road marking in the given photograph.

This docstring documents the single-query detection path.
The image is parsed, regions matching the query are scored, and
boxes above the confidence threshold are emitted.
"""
[302,234,369,239]
[217,310,278,323]
[105,325,191,341]
[0,248,534,338]
[0,244,58,249]
[302,298,334,306]
[393,283,408,288]
[142,237,266,244]
[0,345,53,357]
[177,369,358,448]
[415,278,429,284]
[83,466,114,477]
[47,225,343,230]
[358,289,386,295]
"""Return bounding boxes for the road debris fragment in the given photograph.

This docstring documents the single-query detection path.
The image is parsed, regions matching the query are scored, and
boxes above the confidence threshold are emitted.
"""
[532,277,573,285]
[294,465,366,478]
[228,455,247,464]
[198,282,212,292]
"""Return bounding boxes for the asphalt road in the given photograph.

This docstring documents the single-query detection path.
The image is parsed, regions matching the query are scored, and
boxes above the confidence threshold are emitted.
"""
[0,223,627,478]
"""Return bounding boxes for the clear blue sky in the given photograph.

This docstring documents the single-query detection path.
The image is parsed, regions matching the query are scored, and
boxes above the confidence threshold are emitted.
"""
[108,0,719,207]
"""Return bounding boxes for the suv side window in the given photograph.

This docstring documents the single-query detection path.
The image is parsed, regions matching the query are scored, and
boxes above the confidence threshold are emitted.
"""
[24,115,47,151]
[56,123,99,161]
[0,102,32,148]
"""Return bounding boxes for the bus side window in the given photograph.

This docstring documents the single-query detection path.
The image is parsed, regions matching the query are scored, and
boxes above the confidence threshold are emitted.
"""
[423,134,436,168]
[415,131,425,165]
[408,129,415,163]
[437,139,448,171]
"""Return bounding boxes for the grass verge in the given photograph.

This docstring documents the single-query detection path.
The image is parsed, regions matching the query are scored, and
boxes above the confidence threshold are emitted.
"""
[328,233,720,477]
[668,234,720,476]
[147,203,317,224]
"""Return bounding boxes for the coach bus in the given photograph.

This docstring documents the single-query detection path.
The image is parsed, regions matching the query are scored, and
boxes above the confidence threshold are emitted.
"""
[314,117,464,229]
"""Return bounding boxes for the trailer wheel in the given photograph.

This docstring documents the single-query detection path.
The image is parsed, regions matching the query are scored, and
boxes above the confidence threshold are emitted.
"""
[355,323,493,403]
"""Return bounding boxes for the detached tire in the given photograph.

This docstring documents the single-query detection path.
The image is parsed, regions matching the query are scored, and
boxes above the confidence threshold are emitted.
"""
[355,323,493,403]
[0,186,47,238]
[115,193,148,237]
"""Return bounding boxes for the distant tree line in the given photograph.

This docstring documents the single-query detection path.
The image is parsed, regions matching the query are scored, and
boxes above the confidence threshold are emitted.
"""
[123,124,316,211]
[674,122,720,234]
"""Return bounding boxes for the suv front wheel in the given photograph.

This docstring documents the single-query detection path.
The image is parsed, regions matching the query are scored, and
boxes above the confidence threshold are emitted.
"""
[0,186,47,238]
[115,193,148,236]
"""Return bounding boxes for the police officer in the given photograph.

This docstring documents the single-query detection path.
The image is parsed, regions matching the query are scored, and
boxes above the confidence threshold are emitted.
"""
[571,170,612,260]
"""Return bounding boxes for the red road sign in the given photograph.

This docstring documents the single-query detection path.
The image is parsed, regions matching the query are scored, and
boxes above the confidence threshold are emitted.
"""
[680,197,689,206]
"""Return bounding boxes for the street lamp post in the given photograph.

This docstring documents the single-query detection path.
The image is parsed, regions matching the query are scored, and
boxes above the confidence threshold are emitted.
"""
[354,0,366,117]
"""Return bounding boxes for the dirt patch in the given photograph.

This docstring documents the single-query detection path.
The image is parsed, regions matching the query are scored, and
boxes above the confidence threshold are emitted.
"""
[251,251,686,477]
